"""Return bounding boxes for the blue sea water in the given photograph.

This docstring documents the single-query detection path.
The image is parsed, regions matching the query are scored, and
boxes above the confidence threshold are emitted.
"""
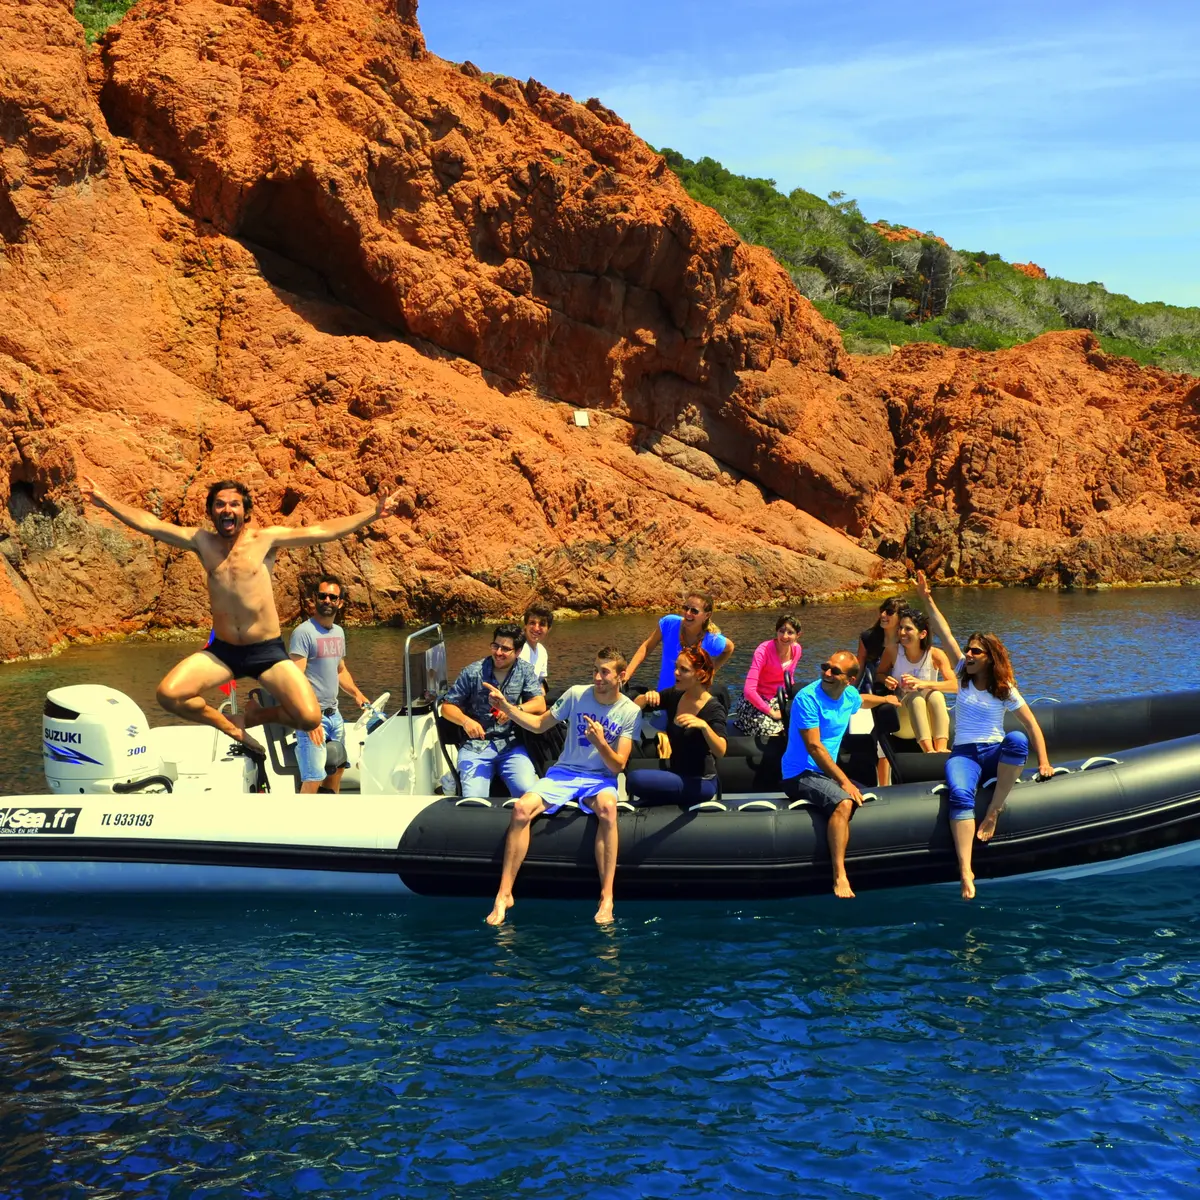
[3,882,1200,1199]
[3,588,1200,1197]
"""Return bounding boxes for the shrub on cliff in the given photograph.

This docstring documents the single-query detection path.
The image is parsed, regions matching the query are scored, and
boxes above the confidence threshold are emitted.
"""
[75,0,135,41]
[661,148,1200,375]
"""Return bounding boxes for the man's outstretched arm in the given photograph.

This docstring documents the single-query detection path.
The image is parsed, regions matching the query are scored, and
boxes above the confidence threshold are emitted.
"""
[80,476,200,551]
[266,489,402,548]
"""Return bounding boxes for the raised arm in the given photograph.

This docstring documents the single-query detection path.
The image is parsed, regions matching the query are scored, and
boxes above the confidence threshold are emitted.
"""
[914,570,963,663]
[80,476,200,551]
[266,489,402,549]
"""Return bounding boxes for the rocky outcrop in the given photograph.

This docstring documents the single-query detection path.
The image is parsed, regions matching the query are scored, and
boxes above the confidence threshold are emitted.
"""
[1,0,1197,660]
[857,332,1200,585]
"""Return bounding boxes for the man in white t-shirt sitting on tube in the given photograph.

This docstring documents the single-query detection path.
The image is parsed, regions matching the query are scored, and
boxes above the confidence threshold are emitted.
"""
[481,646,641,927]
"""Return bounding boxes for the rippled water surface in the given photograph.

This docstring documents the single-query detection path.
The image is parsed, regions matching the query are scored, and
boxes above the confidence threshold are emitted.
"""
[3,881,1200,1199]
[3,589,1200,1196]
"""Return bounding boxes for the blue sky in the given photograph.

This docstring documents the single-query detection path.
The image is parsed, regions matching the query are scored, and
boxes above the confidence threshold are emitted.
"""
[420,0,1200,307]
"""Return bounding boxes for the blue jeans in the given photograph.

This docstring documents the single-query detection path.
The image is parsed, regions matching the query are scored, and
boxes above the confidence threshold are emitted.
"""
[294,711,345,783]
[457,741,539,800]
[626,769,717,807]
[945,733,1029,820]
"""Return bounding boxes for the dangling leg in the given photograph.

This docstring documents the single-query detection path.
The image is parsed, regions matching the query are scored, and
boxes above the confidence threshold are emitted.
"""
[486,794,546,924]
[945,747,983,896]
[592,790,619,924]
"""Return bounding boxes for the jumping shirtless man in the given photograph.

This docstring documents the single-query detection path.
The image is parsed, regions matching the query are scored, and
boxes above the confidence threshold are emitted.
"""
[80,477,399,758]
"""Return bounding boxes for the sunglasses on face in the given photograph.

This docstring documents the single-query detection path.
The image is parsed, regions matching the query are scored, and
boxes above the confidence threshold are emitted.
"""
[316,592,341,601]
[820,663,851,677]
[964,647,988,658]
[491,642,516,654]
[680,605,704,616]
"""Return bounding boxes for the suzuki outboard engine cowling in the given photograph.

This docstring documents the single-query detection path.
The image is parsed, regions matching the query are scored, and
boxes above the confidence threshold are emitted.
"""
[43,685,168,793]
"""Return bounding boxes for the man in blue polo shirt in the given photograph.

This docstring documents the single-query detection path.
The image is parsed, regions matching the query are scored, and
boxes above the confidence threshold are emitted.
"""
[781,649,900,900]
[442,624,546,800]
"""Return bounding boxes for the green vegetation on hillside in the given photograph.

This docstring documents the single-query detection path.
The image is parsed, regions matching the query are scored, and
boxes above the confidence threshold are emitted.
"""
[75,0,135,42]
[661,149,1200,374]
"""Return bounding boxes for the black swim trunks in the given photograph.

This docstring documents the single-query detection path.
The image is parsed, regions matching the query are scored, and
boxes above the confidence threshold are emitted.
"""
[207,636,290,680]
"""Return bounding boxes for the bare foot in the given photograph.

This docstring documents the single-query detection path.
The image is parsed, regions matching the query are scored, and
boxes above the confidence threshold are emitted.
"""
[242,691,266,729]
[977,806,1004,842]
[485,893,513,926]
[595,898,614,925]
[228,722,266,761]
[833,875,856,899]
[961,872,976,900]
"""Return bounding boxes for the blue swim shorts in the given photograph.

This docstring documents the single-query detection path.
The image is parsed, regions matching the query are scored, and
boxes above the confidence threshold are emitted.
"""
[532,765,619,815]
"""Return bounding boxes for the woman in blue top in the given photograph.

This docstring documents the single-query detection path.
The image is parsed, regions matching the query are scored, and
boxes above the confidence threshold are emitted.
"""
[623,590,735,691]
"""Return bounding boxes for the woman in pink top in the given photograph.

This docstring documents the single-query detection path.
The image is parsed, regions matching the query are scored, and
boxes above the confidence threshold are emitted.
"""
[731,614,801,739]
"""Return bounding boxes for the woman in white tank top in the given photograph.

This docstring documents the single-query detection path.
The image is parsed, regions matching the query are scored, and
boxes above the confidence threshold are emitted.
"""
[884,609,957,751]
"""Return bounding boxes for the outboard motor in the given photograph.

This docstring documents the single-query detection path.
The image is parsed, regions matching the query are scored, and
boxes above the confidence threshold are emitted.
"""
[43,685,171,794]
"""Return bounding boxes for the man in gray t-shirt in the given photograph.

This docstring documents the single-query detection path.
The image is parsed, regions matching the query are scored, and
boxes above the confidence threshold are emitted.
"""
[482,646,641,928]
[288,576,368,793]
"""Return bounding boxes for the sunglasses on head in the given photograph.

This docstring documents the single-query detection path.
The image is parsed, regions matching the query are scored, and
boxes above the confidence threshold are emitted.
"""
[820,662,851,677]
[680,605,704,616]
[491,642,516,653]
[964,646,988,658]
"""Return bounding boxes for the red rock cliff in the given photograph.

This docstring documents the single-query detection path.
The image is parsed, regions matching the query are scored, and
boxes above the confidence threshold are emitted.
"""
[1,0,1197,659]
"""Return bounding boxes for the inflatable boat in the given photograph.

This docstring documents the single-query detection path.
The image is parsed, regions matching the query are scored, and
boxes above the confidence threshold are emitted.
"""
[4,625,1200,898]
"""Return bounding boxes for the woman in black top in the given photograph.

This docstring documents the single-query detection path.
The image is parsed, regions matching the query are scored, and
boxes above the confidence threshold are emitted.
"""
[857,596,905,787]
[629,646,728,806]
[857,596,905,690]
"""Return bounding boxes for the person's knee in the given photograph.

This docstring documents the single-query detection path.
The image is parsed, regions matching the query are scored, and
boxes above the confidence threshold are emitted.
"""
[947,795,976,820]
[293,704,322,733]
[509,796,541,826]
[592,793,617,822]
[156,681,188,713]
[831,798,854,820]
[1002,730,1029,759]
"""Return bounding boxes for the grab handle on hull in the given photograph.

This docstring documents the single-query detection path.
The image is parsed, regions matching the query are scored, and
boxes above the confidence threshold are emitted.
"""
[112,775,174,794]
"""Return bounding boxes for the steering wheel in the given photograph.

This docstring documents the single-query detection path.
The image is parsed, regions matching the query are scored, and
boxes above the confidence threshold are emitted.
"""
[352,691,390,730]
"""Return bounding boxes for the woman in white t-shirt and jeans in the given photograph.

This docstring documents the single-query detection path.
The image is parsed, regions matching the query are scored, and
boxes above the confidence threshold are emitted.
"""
[915,572,1054,901]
